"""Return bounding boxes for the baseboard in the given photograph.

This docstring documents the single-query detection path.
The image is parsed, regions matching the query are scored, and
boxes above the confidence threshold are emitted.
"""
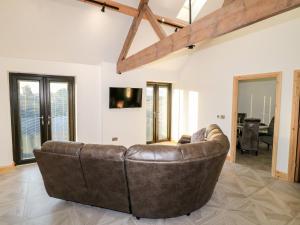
[0,163,15,173]
[275,170,288,181]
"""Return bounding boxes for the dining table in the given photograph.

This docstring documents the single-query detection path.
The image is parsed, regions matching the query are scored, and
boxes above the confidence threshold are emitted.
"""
[237,123,269,135]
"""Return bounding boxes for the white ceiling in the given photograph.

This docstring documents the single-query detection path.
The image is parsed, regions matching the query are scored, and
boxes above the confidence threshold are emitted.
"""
[0,0,223,67]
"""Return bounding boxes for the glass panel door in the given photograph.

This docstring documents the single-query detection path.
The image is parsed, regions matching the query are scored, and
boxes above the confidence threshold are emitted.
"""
[157,86,169,141]
[49,82,70,141]
[146,86,155,143]
[146,82,171,143]
[17,80,43,161]
[10,73,75,165]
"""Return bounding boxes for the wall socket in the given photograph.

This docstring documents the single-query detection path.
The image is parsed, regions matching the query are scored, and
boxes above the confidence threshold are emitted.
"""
[217,115,226,119]
[112,137,118,142]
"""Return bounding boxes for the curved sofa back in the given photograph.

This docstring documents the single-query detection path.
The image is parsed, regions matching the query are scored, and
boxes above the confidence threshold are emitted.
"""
[125,124,229,218]
[34,124,229,218]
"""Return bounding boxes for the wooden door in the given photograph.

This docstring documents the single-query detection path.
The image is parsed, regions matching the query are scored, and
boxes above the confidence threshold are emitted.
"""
[296,99,300,182]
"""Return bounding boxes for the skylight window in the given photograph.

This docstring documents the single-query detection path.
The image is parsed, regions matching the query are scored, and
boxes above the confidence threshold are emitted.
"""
[176,0,207,23]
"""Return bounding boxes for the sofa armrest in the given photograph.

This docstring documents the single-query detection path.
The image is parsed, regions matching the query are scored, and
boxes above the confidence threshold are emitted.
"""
[177,135,191,144]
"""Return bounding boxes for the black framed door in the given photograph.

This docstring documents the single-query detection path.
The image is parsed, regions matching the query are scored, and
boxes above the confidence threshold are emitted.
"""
[9,73,75,165]
[146,82,172,144]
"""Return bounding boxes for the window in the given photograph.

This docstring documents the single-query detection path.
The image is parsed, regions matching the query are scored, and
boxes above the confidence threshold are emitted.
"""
[176,0,207,22]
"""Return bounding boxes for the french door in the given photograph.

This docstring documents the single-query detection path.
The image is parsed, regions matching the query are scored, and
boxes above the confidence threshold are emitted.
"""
[146,82,172,144]
[9,73,75,165]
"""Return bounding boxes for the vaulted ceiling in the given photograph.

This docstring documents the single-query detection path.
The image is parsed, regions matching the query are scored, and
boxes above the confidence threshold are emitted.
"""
[0,0,224,67]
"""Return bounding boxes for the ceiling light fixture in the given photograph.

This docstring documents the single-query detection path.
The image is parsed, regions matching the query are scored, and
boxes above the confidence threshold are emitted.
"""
[101,3,106,13]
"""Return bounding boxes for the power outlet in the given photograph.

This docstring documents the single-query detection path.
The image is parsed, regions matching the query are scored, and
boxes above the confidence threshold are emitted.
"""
[112,137,118,142]
[217,115,226,119]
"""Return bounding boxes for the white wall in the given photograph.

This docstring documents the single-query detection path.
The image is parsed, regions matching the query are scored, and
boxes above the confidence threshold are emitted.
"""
[238,79,276,124]
[100,62,179,147]
[0,57,102,167]
[177,8,300,173]
[0,58,180,167]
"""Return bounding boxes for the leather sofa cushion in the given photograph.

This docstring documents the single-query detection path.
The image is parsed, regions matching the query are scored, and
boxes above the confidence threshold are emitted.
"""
[81,144,125,160]
[205,124,223,141]
[125,124,230,219]
[179,139,229,160]
[80,144,130,213]
[41,141,84,156]
[191,128,206,143]
[205,124,221,136]
[178,135,191,144]
[126,145,182,161]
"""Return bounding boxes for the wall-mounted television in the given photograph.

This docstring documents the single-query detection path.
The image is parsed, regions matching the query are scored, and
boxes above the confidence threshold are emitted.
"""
[109,87,142,108]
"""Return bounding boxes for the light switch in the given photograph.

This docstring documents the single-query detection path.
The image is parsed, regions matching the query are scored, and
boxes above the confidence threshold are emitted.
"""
[112,137,118,141]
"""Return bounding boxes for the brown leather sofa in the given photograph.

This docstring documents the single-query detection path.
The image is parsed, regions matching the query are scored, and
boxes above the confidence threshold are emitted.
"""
[34,124,229,219]
[34,142,130,213]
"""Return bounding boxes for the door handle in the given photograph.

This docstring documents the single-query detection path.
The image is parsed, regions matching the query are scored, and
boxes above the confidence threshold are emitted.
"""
[39,116,44,126]
[48,116,51,126]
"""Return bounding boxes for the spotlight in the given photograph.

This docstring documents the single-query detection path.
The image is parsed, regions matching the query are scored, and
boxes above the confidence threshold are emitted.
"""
[187,44,195,49]
[161,18,165,23]
[101,3,106,13]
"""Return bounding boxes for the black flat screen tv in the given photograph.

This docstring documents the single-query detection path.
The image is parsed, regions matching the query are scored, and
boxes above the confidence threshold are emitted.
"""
[109,87,142,108]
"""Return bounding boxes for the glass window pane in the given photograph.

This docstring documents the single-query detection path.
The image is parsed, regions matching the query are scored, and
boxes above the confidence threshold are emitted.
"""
[146,87,154,142]
[158,87,168,140]
[50,82,69,141]
[18,80,41,160]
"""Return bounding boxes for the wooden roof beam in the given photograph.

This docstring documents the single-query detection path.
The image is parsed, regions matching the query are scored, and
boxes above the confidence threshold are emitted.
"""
[144,5,167,40]
[117,0,148,63]
[223,0,236,6]
[117,0,300,73]
[79,0,187,28]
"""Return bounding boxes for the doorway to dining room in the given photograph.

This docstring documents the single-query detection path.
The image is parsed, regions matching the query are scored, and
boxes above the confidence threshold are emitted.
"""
[231,72,282,177]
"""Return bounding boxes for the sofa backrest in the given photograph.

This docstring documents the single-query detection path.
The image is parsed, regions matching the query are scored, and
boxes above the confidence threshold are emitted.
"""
[80,144,130,213]
[34,124,229,218]
[125,124,229,218]
[33,141,88,203]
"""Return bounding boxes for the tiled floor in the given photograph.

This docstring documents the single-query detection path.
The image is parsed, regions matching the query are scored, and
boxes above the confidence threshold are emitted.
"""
[0,162,300,225]
[236,143,272,172]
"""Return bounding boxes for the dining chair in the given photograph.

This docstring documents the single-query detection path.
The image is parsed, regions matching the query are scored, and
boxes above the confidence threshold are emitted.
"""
[238,118,261,155]
[260,117,275,150]
[237,113,247,124]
